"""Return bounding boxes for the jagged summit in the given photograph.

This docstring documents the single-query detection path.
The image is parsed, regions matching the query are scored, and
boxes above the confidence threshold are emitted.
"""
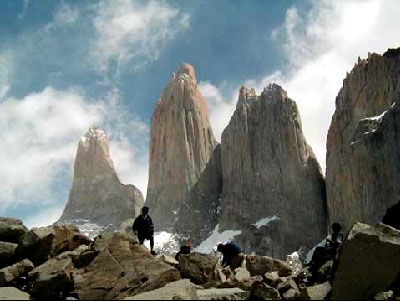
[58,125,144,231]
[237,84,288,109]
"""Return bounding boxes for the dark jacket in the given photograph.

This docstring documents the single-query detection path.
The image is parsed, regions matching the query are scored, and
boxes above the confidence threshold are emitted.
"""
[220,242,242,267]
[132,215,154,238]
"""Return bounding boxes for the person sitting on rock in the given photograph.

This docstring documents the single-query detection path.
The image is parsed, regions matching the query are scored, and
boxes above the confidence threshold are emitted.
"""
[217,242,245,271]
[175,241,192,261]
[133,206,156,255]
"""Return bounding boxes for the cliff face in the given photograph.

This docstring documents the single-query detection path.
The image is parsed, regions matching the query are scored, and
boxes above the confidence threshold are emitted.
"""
[146,64,218,230]
[58,126,144,229]
[220,84,327,259]
[326,48,400,232]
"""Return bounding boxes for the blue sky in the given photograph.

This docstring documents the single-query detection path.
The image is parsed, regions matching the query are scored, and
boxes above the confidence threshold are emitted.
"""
[0,0,399,228]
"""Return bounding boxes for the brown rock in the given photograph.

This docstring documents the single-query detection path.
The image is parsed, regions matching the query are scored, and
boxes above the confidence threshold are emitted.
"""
[276,277,299,294]
[331,222,400,300]
[178,252,219,285]
[250,281,281,300]
[0,287,30,300]
[146,64,219,232]
[73,232,180,300]
[300,281,332,300]
[220,84,327,259]
[197,287,249,300]
[58,126,144,231]
[0,259,34,285]
[326,48,400,232]
[28,255,74,298]
[264,271,283,287]
[0,218,27,243]
[246,255,292,277]
[51,224,91,257]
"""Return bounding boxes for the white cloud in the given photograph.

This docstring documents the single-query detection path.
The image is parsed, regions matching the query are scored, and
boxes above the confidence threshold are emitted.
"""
[203,0,400,173]
[90,0,190,74]
[0,86,150,216]
[24,205,65,229]
[53,2,80,26]
[0,52,12,99]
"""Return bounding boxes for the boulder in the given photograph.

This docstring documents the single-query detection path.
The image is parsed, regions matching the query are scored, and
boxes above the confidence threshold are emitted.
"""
[0,287,30,300]
[28,254,74,298]
[235,275,264,292]
[51,225,91,256]
[374,291,394,300]
[124,279,198,300]
[178,253,219,285]
[155,255,179,267]
[0,242,17,268]
[263,271,283,287]
[331,223,400,300]
[282,288,299,300]
[197,287,249,300]
[0,259,34,285]
[276,277,299,294]
[233,267,250,282]
[72,232,180,300]
[0,218,27,243]
[250,281,281,300]
[246,255,292,277]
[300,282,332,300]
[14,227,55,265]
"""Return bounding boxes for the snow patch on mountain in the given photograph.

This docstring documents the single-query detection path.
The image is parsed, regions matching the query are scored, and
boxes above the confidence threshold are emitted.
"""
[194,224,242,254]
[252,215,280,229]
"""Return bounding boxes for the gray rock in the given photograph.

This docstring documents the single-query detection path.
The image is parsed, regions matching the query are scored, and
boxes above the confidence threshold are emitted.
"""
[250,281,281,300]
[0,241,17,268]
[220,84,327,259]
[246,255,292,277]
[146,64,219,233]
[58,126,144,231]
[300,282,332,300]
[0,287,30,300]
[374,291,394,300]
[124,279,198,300]
[233,267,250,282]
[282,288,299,300]
[0,259,34,285]
[263,271,283,287]
[326,48,400,232]
[276,277,299,294]
[178,252,219,285]
[331,223,400,300]
[0,218,27,243]
[197,287,249,300]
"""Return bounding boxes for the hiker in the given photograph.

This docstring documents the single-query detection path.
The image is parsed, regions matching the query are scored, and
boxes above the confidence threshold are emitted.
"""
[175,241,192,261]
[133,206,156,255]
[309,222,344,270]
[217,242,245,271]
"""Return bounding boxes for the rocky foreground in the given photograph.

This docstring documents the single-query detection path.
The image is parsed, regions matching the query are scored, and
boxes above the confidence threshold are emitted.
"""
[0,217,399,300]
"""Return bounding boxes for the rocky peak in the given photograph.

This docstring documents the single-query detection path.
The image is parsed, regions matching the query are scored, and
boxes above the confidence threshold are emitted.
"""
[146,64,217,231]
[220,83,327,259]
[326,47,400,232]
[58,126,144,230]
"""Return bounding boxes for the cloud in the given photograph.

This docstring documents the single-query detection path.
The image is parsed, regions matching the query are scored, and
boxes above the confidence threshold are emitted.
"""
[90,0,190,74]
[17,0,30,20]
[0,52,12,99]
[203,0,400,173]
[24,205,65,229]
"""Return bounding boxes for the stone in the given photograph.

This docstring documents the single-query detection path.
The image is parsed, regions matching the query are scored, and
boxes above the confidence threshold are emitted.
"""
[315,260,334,281]
[236,275,264,292]
[124,279,198,300]
[0,241,17,268]
[51,224,91,257]
[72,232,181,300]
[300,282,332,300]
[14,226,55,265]
[282,288,299,300]
[28,254,74,298]
[0,259,34,285]
[250,281,281,300]
[197,287,249,300]
[374,291,394,300]
[331,223,400,300]
[72,249,98,268]
[220,84,327,259]
[177,252,219,285]
[146,64,220,235]
[326,48,400,232]
[0,287,30,300]
[233,267,250,282]
[276,277,299,294]
[58,125,144,231]
[246,255,292,277]
[263,271,283,287]
[155,255,179,267]
[0,218,27,243]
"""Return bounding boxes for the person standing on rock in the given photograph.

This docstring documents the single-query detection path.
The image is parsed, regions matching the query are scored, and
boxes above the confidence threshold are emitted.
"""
[133,206,156,255]
[217,242,245,271]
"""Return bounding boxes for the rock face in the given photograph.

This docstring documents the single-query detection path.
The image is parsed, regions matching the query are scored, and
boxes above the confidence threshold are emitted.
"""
[146,64,220,231]
[220,84,327,259]
[58,126,144,230]
[326,48,400,232]
[331,222,400,300]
